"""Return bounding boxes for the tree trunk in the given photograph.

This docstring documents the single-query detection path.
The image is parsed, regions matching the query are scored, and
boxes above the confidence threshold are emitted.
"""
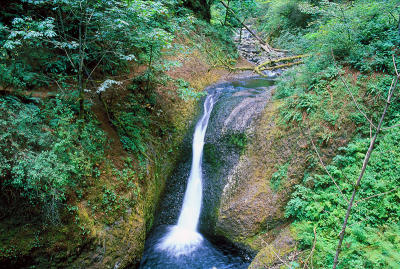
[182,0,211,22]
[78,1,88,122]
[224,0,230,26]
[78,9,84,120]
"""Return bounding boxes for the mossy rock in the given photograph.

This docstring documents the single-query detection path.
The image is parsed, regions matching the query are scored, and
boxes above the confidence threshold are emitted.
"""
[248,226,296,269]
[214,99,309,251]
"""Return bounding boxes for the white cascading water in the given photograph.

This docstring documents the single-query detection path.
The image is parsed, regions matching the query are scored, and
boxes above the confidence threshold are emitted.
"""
[157,93,217,256]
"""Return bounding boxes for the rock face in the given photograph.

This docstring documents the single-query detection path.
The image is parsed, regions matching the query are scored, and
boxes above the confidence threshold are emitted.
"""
[213,100,288,246]
[248,226,296,269]
[199,80,310,256]
[199,77,276,239]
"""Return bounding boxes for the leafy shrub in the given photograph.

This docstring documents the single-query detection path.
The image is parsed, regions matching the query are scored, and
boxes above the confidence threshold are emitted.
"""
[111,93,150,157]
[0,95,106,223]
[255,0,311,40]
[203,143,223,170]
[176,78,206,100]
[286,125,400,268]
[0,0,193,91]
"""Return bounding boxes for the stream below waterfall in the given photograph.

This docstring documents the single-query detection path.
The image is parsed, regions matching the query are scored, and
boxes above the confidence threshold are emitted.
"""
[139,76,275,269]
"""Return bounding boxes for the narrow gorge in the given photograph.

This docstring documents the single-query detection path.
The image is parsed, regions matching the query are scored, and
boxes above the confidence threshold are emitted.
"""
[1,1,399,268]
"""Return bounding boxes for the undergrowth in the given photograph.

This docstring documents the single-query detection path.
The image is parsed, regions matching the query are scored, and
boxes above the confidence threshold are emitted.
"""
[256,0,400,267]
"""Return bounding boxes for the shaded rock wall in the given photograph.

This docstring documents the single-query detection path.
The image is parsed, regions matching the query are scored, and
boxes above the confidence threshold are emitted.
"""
[200,78,274,240]
[214,99,309,252]
[191,82,312,257]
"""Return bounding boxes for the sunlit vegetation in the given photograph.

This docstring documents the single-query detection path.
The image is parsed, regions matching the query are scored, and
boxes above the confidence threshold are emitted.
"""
[255,0,400,267]
[0,0,238,266]
[1,0,399,268]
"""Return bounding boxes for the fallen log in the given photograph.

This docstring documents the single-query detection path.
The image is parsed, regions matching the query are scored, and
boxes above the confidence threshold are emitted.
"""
[210,54,307,77]
[258,54,308,68]
[259,60,304,71]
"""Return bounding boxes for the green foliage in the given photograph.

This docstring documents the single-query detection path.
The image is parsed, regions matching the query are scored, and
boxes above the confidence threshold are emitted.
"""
[0,95,106,223]
[102,188,119,214]
[286,124,400,268]
[211,0,258,27]
[270,163,289,191]
[261,0,400,72]
[0,0,239,226]
[225,132,248,154]
[176,78,206,100]
[302,1,399,72]
[111,91,151,157]
[203,143,223,170]
[259,1,400,266]
[190,18,238,65]
[0,0,190,90]
[254,0,312,42]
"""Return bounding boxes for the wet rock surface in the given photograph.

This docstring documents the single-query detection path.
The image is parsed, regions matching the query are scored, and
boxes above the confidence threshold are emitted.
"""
[200,78,274,239]
[153,77,275,232]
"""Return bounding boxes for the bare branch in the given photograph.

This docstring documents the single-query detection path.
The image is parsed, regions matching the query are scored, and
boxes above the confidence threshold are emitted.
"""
[87,53,107,81]
[261,239,291,267]
[53,79,65,93]
[354,188,397,207]
[382,123,400,130]
[393,54,399,77]
[369,123,372,140]
[331,50,377,130]
[387,77,396,102]
[332,65,399,269]
[308,133,349,204]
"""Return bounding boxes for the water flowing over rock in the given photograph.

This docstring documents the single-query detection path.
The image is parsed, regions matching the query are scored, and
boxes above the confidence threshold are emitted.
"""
[200,77,274,239]
[140,84,259,268]
[157,94,217,257]
[141,74,302,268]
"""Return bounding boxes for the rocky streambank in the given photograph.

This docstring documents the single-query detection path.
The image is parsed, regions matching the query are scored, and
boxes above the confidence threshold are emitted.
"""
[234,29,285,66]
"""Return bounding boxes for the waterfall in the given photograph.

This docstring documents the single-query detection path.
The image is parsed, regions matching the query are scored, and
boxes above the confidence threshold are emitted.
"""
[157,93,216,256]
